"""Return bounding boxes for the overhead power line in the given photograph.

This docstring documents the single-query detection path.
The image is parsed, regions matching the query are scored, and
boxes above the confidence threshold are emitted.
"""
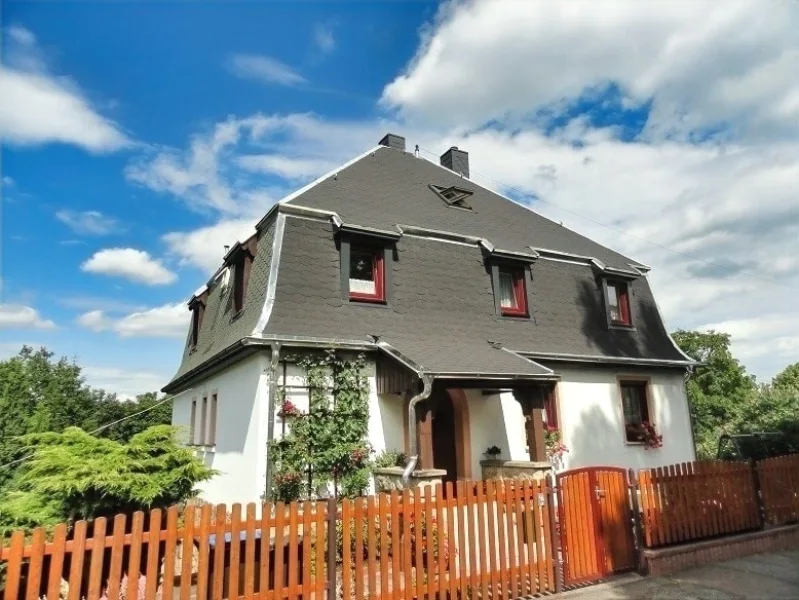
[0,395,174,471]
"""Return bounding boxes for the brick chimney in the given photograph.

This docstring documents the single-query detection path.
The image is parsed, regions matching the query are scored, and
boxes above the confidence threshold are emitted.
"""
[440,146,469,178]
[379,133,406,151]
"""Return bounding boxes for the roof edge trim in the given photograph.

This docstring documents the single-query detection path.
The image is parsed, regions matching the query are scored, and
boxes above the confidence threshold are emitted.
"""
[516,350,698,368]
[334,221,403,241]
[397,224,483,245]
[500,347,554,374]
[252,212,287,336]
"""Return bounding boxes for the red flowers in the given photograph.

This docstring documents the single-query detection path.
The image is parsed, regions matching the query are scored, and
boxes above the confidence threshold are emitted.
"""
[278,400,301,417]
[545,427,569,459]
[640,421,664,449]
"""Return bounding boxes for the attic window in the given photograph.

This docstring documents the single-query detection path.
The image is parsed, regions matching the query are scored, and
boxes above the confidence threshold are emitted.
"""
[189,299,205,348]
[606,280,632,326]
[349,245,385,303]
[429,184,474,210]
[498,267,528,317]
[228,239,257,314]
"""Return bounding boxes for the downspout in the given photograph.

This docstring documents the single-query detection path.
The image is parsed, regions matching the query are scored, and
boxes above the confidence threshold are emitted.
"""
[264,342,281,499]
[402,375,434,483]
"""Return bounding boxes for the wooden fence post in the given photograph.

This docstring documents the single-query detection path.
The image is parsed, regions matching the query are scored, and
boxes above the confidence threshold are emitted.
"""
[546,473,563,594]
[750,459,766,529]
[327,496,338,600]
[627,468,647,573]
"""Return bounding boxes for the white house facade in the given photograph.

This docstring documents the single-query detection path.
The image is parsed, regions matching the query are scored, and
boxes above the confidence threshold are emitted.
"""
[166,134,697,506]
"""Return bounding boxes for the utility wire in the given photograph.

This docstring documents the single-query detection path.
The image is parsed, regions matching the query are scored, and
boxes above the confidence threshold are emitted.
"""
[418,146,789,288]
[0,395,174,471]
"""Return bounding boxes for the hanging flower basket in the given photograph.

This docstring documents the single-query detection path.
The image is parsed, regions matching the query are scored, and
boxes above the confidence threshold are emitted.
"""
[278,399,302,418]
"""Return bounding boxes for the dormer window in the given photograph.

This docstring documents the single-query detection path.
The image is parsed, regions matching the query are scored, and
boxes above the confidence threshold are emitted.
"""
[227,237,257,314]
[606,280,632,326]
[349,245,385,303]
[430,184,473,210]
[189,298,205,348]
[498,267,528,317]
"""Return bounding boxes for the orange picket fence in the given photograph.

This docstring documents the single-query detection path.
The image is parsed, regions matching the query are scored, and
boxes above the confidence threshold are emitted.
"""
[0,500,332,600]
[0,479,560,600]
[757,454,799,526]
[339,479,559,600]
[637,460,761,548]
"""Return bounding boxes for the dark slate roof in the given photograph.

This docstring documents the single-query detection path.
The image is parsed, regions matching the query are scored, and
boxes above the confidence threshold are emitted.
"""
[167,144,689,391]
[286,146,643,271]
[168,217,274,383]
[263,216,687,368]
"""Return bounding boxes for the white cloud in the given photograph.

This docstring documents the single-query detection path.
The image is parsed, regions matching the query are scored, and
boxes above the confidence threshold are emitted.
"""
[56,209,120,235]
[81,365,170,399]
[2,176,14,187]
[382,0,799,141]
[235,154,336,181]
[227,54,306,86]
[162,218,256,273]
[0,304,55,330]
[0,26,128,152]
[81,248,177,285]
[76,302,188,339]
[313,24,336,54]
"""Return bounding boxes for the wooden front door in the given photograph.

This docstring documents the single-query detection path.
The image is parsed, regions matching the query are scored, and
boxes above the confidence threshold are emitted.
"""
[432,393,458,486]
[557,467,637,586]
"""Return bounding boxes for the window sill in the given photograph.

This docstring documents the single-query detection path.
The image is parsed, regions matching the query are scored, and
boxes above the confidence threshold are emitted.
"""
[610,323,636,331]
[188,345,198,355]
[624,440,646,446]
[189,444,216,453]
[349,298,389,309]
[230,310,244,323]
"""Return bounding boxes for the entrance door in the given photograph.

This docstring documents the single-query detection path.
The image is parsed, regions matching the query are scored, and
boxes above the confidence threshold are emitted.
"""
[432,393,458,487]
[557,467,637,586]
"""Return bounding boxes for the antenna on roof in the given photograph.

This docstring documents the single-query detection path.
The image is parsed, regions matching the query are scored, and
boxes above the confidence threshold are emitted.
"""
[223,244,230,254]
[414,144,420,157]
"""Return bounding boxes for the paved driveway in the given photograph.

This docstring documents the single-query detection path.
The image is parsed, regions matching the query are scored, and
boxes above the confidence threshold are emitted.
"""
[560,551,799,600]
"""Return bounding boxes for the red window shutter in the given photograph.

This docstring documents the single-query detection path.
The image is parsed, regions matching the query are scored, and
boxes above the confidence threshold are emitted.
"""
[618,284,631,325]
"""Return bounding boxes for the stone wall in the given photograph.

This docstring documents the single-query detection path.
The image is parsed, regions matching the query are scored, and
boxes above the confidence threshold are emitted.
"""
[480,459,553,481]
[644,524,799,576]
[373,467,446,493]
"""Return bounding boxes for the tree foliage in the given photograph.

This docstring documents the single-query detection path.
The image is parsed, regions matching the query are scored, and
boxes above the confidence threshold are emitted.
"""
[673,330,799,458]
[0,426,215,536]
[0,346,171,494]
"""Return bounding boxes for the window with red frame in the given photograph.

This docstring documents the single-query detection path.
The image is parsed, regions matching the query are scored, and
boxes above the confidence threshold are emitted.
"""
[543,388,559,429]
[620,381,650,442]
[349,246,385,302]
[498,267,528,316]
[607,280,631,326]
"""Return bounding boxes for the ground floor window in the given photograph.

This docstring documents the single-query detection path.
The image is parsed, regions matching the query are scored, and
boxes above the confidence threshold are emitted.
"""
[620,381,650,442]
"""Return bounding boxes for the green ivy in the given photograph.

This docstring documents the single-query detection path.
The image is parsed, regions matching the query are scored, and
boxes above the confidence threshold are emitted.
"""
[269,350,371,501]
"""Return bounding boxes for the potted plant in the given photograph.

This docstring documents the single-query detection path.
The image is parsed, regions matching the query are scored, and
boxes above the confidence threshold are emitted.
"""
[545,425,569,459]
[483,445,502,459]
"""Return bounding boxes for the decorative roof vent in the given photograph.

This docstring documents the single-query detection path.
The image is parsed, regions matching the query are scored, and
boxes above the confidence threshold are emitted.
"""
[430,184,474,210]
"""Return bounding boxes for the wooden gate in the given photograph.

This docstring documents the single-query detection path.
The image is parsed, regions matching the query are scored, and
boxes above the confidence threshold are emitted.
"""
[557,467,637,586]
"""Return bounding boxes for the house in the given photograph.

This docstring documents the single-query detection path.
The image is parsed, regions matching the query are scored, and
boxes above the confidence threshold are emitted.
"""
[163,134,697,505]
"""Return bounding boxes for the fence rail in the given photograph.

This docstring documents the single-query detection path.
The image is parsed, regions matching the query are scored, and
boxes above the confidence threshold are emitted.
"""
[757,454,799,526]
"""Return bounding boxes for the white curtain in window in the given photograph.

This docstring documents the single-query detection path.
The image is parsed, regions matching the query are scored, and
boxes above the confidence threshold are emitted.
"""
[350,277,376,295]
[499,272,516,308]
[607,284,621,321]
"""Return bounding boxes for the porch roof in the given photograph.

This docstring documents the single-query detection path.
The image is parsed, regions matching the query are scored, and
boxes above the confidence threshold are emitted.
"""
[377,336,556,381]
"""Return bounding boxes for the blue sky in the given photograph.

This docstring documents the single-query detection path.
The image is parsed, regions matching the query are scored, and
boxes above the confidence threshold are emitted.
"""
[2,1,798,397]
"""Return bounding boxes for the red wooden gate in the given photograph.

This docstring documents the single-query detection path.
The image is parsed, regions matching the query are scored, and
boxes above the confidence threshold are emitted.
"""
[557,467,637,586]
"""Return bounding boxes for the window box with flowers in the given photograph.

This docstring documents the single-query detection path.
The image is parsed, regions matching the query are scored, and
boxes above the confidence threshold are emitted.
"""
[278,399,302,418]
[625,421,664,449]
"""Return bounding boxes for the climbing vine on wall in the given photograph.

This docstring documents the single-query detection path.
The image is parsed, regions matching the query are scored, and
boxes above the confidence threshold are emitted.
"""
[269,350,372,501]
